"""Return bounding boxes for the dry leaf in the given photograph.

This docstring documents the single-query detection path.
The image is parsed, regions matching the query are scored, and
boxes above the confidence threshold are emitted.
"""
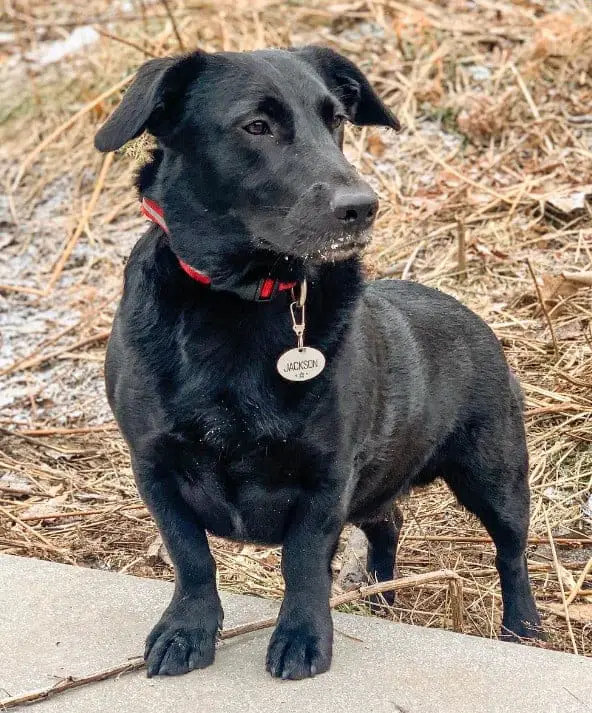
[544,186,592,219]
[554,320,585,341]
[539,273,579,304]
[558,564,577,592]
[367,133,387,157]
[456,93,511,141]
[22,495,66,519]
[470,239,508,261]
[0,472,35,494]
[546,602,592,624]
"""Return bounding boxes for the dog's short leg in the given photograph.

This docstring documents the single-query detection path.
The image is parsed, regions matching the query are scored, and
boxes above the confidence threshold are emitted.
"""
[443,448,542,641]
[361,504,403,605]
[135,459,223,677]
[266,489,344,680]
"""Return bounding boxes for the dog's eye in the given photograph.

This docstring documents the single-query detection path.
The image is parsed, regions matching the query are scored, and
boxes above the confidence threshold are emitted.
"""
[244,120,271,136]
[330,115,346,130]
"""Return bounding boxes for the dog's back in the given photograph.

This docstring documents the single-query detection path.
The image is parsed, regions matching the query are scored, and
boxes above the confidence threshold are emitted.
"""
[342,279,524,516]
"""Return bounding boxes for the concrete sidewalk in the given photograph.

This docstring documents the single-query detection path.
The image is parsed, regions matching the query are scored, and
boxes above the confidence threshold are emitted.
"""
[0,555,590,713]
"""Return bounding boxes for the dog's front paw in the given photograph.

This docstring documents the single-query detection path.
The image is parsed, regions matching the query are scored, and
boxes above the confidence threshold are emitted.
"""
[266,611,333,680]
[145,595,223,677]
[500,616,545,642]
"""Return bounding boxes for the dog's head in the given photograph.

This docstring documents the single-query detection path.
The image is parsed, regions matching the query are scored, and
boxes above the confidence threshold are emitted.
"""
[95,47,399,273]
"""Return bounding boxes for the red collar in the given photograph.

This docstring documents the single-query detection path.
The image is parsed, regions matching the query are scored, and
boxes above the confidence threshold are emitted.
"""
[141,197,296,300]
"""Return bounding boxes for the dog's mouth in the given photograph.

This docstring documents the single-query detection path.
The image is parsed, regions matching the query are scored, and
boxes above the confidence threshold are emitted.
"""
[313,245,362,262]
[254,231,370,265]
[308,234,370,263]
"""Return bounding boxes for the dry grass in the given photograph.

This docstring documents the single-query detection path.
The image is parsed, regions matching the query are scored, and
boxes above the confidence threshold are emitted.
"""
[1,0,591,658]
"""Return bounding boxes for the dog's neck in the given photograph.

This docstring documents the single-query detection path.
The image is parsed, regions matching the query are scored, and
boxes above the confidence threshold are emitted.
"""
[136,150,315,302]
[141,196,299,302]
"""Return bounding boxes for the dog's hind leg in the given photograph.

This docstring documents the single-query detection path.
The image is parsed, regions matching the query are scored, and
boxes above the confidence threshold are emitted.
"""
[361,503,403,605]
[441,418,542,641]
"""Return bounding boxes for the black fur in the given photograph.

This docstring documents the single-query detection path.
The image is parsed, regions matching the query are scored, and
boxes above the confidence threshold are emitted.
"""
[96,46,541,681]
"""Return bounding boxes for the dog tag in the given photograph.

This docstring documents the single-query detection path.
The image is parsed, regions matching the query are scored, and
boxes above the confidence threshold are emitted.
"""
[277,346,325,382]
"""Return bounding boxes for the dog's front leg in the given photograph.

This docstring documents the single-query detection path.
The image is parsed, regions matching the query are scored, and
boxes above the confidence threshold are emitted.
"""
[266,481,345,680]
[134,458,222,677]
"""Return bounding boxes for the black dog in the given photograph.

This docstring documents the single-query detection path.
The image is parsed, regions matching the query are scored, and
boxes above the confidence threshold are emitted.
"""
[95,46,541,681]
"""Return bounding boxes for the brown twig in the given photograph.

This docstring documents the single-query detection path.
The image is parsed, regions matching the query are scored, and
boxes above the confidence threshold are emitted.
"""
[0,505,66,555]
[159,0,185,51]
[47,153,114,292]
[20,508,120,523]
[525,403,583,416]
[457,220,466,277]
[400,535,591,546]
[95,27,160,58]
[526,258,559,360]
[543,508,578,654]
[0,570,458,710]
[448,577,464,632]
[0,321,86,377]
[0,658,146,710]
[15,425,118,437]
[0,484,47,497]
[565,556,592,607]
[401,241,425,280]
[0,284,45,296]
[561,271,592,287]
[3,330,111,375]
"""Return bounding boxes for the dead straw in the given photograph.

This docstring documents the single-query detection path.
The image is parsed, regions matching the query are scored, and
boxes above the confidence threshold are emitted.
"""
[526,258,559,360]
[12,76,132,188]
[543,508,578,655]
[47,153,114,291]
[1,0,591,661]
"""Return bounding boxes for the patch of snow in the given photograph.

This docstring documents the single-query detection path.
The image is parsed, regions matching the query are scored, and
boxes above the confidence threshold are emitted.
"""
[468,65,492,82]
[26,26,99,67]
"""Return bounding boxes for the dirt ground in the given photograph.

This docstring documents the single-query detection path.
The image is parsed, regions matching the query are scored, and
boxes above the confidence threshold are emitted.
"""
[1,0,591,658]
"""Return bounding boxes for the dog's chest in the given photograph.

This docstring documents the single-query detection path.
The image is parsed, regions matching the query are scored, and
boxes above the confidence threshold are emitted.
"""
[174,405,314,545]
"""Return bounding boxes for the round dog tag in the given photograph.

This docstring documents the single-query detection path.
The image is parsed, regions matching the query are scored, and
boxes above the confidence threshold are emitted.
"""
[277,346,325,382]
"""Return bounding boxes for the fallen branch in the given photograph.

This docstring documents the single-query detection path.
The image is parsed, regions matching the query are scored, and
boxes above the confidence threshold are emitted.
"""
[16,425,118,436]
[400,535,591,546]
[0,569,458,710]
[561,271,592,287]
[0,658,146,710]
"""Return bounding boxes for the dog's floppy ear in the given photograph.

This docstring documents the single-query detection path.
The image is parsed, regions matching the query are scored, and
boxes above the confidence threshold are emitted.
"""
[294,46,400,131]
[94,52,204,152]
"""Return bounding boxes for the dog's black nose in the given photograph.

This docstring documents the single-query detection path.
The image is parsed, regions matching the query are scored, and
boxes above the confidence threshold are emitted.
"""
[330,188,378,228]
